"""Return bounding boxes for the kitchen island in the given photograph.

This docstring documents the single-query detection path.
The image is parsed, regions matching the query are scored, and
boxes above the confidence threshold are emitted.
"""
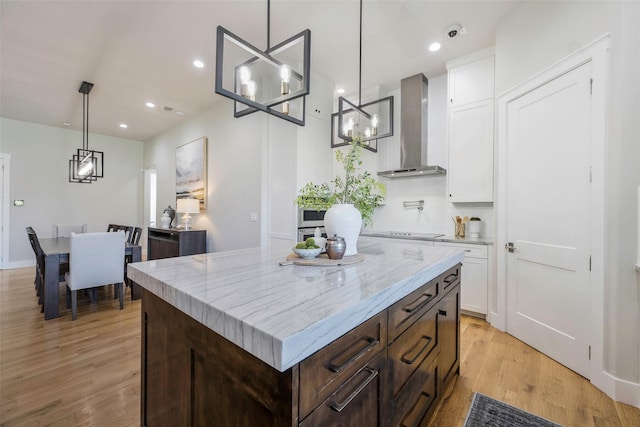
[128,239,464,426]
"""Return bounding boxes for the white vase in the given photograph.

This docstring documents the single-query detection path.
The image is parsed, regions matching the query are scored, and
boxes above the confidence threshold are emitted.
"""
[324,204,362,256]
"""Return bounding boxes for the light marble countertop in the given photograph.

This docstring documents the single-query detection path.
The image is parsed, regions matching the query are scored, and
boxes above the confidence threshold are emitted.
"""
[128,239,464,372]
[361,231,494,245]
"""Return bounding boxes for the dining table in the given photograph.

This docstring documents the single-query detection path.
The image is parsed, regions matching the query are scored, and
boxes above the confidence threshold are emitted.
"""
[39,237,142,320]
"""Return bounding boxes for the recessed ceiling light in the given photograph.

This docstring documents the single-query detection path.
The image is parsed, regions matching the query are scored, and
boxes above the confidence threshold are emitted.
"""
[146,102,156,108]
[428,42,441,52]
[62,121,72,127]
[119,123,128,129]
[175,111,185,116]
[193,59,204,68]
[336,88,345,94]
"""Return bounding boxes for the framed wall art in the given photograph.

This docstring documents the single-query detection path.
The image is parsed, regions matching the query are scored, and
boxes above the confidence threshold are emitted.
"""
[176,136,207,210]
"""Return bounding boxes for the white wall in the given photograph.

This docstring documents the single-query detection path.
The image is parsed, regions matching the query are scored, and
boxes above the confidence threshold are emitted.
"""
[373,74,494,237]
[144,98,265,253]
[0,117,143,267]
[495,0,640,397]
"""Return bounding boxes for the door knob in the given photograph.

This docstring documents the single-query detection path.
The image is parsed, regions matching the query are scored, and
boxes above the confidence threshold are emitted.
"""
[505,242,517,253]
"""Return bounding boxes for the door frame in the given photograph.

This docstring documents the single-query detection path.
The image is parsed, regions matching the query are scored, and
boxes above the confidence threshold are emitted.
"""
[0,153,11,270]
[495,35,609,391]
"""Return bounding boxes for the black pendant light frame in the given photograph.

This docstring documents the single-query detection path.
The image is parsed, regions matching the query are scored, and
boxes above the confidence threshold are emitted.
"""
[334,0,394,152]
[214,0,311,126]
[69,81,104,184]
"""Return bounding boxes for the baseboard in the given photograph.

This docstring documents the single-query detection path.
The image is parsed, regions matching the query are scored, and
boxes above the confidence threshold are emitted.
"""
[609,373,640,408]
[2,259,34,270]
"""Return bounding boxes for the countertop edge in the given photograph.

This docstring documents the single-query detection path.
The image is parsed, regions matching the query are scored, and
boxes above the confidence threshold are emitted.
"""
[360,231,493,245]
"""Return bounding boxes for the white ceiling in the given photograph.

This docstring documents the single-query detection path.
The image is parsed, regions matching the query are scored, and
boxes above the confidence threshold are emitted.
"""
[0,0,521,142]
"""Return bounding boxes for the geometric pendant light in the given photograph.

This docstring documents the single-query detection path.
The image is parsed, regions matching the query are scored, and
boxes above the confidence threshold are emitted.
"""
[333,0,394,152]
[69,81,104,183]
[214,0,311,126]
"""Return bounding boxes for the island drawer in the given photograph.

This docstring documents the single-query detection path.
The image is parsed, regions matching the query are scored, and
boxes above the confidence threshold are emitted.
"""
[299,352,386,427]
[388,303,438,398]
[299,311,388,421]
[388,277,439,341]
[387,348,439,427]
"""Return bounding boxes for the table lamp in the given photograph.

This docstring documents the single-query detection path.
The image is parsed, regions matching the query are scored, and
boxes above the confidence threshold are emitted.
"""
[176,198,200,230]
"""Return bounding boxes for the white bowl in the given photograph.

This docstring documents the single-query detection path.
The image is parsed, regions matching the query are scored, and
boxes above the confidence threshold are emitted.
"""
[292,247,322,259]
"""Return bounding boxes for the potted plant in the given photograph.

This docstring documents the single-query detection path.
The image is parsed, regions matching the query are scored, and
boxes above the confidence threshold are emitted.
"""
[296,135,386,255]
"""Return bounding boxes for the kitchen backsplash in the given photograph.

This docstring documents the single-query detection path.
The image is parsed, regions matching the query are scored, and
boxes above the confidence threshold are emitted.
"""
[369,175,494,237]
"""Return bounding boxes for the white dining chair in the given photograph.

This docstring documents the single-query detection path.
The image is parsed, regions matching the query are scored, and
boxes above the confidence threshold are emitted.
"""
[65,231,126,320]
[52,223,87,238]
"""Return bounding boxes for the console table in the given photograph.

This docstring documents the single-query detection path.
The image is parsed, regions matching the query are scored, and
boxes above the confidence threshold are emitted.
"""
[147,227,206,260]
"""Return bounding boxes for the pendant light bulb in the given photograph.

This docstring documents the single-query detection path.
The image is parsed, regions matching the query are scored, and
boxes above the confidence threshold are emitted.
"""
[247,80,257,101]
[371,114,379,135]
[280,64,291,95]
[239,66,251,98]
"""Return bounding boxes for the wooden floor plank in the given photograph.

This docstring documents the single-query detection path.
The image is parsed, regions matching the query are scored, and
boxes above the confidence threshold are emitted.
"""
[1,267,639,426]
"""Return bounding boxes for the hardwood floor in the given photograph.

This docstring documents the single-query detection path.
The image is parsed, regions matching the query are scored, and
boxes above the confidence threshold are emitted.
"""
[1,266,639,426]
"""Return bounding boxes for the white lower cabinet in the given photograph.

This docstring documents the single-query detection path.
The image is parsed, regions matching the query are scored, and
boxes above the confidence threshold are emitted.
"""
[434,242,488,315]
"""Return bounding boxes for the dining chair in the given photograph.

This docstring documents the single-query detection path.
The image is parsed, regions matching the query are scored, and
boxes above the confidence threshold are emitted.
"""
[107,224,133,242]
[52,224,87,238]
[26,227,68,310]
[65,231,126,320]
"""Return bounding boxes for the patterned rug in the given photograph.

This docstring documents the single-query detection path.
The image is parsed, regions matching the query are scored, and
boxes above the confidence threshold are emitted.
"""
[464,392,563,427]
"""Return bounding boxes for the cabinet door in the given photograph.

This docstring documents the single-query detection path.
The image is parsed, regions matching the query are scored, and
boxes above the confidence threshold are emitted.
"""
[435,243,488,315]
[437,285,460,390]
[459,257,488,314]
[448,55,494,107]
[447,99,494,202]
[306,76,333,121]
[299,352,386,427]
[147,236,179,260]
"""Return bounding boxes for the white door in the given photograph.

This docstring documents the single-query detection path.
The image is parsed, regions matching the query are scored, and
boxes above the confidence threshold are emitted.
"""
[505,62,592,378]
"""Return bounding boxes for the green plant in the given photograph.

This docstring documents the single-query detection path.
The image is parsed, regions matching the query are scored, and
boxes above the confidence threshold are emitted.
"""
[296,135,386,227]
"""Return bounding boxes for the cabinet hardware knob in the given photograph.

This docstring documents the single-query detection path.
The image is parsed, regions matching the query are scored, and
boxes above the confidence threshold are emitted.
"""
[439,309,447,316]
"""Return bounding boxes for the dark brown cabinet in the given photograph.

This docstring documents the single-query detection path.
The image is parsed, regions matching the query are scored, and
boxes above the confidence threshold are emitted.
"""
[139,264,461,427]
[147,227,206,260]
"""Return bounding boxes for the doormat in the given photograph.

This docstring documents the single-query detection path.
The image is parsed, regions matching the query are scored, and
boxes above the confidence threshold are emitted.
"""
[464,392,563,427]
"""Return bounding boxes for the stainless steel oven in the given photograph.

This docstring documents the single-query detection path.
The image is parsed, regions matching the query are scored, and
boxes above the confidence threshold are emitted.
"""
[298,207,326,228]
[298,227,326,242]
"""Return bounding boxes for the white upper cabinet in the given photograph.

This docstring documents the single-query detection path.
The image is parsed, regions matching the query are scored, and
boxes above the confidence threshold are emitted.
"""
[446,49,495,203]
[305,73,333,122]
[447,55,495,107]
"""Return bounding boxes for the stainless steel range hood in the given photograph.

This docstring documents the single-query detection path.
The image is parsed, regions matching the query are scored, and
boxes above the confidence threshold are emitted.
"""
[378,74,446,178]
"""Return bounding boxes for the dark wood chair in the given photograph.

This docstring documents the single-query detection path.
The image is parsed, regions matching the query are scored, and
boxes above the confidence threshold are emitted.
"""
[128,226,142,245]
[108,224,133,242]
[26,227,68,311]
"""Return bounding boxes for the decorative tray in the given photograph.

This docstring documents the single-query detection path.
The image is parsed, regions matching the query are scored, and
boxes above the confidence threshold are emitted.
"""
[280,253,365,266]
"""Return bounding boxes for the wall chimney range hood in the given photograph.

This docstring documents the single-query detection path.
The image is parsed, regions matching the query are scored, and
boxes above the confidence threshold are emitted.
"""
[378,74,446,178]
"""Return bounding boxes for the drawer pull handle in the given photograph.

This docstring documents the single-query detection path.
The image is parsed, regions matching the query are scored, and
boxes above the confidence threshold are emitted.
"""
[327,337,378,373]
[401,335,433,365]
[330,368,378,413]
[443,272,458,284]
[402,292,434,314]
[439,309,447,317]
[401,391,433,427]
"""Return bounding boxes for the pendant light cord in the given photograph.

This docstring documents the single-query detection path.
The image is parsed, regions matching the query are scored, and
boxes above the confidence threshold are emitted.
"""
[267,0,271,50]
[359,0,362,106]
